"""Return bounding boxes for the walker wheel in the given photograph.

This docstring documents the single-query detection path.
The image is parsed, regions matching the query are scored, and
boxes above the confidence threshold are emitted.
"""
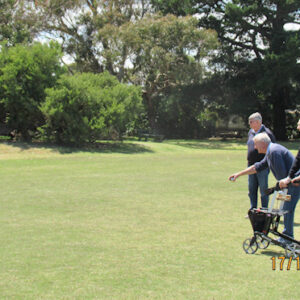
[285,244,300,259]
[256,236,270,249]
[285,248,293,259]
[243,238,258,254]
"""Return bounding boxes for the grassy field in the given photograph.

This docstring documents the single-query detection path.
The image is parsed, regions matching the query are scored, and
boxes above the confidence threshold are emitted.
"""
[1,139,300,299]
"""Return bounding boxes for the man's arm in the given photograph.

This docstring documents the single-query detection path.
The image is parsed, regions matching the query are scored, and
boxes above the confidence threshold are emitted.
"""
[229,153,269,181]
[288,149,300,179]
[229,165,257,181]
[254,154,269,172]
[279,149,300,189]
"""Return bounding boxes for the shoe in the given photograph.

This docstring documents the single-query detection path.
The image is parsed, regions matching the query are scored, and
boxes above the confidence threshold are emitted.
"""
[245,214,249,219]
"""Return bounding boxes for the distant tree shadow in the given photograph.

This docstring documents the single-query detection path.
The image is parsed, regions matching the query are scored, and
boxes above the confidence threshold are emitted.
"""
[0,140,154,155]
[280,141,300,151]
[2,138,300,154]
[167,138,300,151]
[167,138,247,150]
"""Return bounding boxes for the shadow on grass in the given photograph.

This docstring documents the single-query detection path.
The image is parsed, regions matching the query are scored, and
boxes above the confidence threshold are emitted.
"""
[2,138,300,154]
[294,222,300,227]
[0,140,154,155]
[167,138,300,151]
[260,249,285,257]
[167,138,247,150]
[279,141,300,151]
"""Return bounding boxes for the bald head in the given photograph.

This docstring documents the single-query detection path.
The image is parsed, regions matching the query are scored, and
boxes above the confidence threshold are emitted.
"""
[253,132,271,154]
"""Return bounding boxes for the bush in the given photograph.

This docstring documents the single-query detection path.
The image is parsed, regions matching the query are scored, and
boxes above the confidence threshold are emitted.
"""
[39,72,143,145]
[0,42,65,141]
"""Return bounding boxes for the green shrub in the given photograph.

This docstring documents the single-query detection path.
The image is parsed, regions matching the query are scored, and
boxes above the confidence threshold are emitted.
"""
[39,72,143,145]
[0,42,65,141]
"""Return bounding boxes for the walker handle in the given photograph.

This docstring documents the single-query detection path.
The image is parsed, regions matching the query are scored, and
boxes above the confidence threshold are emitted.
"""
[265,183,280,195]
[265,180,300,195]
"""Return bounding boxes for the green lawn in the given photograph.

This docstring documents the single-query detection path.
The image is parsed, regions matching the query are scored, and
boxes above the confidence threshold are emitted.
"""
[1,139,300,299]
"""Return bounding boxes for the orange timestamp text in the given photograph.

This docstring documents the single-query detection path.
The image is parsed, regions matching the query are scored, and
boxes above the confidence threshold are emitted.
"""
[271,256,300,270]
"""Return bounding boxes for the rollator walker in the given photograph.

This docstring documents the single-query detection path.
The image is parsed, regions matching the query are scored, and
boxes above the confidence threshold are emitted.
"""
[243,183,300,258]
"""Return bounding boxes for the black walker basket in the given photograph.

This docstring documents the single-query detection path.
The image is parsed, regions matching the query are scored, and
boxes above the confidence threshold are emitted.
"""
[248,209,273,235]
[248,209,273,234]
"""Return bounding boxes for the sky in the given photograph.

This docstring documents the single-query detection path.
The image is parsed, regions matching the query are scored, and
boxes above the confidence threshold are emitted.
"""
[283,23,300,32]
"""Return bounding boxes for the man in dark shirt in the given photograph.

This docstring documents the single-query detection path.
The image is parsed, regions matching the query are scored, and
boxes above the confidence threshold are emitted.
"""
[229,132,300,241]
[247,112,276,209]
[280,119,300,188]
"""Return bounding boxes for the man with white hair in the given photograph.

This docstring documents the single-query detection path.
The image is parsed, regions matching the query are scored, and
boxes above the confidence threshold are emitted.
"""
[229,132,300,243]
[247,112,275,209]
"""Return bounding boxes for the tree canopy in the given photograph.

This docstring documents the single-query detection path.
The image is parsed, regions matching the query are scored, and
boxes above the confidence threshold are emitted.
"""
[27,0,218,131]
[152,0,300,139]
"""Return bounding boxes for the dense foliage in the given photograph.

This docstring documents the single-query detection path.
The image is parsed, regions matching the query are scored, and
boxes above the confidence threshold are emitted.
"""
[40,72,143,144]
[0,0,38,46]
[26,0,218,135]
[152,0,300,140]
[0,42,65,140]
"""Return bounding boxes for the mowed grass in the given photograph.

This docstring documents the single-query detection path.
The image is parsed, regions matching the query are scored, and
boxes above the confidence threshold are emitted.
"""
[1,139,300,299]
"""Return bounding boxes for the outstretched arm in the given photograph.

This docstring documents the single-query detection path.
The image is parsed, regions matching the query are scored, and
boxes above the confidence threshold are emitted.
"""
[229,165,256,182]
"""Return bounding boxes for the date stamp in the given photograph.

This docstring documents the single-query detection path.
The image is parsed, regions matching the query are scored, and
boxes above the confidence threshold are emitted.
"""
[271,256,300,270]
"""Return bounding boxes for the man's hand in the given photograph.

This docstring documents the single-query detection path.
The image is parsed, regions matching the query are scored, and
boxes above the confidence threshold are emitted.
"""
[228,174,239,182]
[279,177,291,189]
[228,165,256,182]
[292,175,300,187]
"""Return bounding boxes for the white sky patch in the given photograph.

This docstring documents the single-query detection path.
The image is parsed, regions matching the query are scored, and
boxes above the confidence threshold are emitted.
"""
[284,23,300,32]
[35,32,75,65]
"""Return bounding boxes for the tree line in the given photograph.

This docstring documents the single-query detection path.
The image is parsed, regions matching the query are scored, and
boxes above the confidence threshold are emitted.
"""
[0,0,300,143]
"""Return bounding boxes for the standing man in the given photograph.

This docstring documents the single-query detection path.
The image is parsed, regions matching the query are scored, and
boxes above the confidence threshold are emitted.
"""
[247,112,276,209]
[280,119,300,188]
[229,133,300,243]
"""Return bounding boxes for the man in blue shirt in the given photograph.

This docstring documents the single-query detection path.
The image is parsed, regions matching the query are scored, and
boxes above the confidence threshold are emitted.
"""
[229,132,300,241]
[247,112,276,209]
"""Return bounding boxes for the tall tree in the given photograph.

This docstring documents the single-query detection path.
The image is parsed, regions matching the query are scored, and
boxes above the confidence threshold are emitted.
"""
[117,14,218,128]
[27,0,218,130]
[30,0,153,74]
[153,0,300,140]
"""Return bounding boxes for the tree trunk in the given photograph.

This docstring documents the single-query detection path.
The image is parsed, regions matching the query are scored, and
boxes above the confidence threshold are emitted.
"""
[271,86,288,141]
[270,5,289,141]
[143,92,157,130]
